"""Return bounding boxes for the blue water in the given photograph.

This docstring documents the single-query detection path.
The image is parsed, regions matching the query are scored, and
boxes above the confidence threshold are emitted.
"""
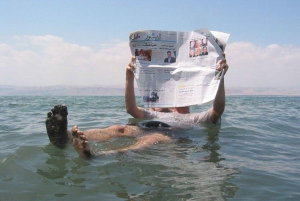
[0,96,299,200]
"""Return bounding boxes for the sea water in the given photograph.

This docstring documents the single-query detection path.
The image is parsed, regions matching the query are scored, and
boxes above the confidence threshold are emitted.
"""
[0,96,299,201]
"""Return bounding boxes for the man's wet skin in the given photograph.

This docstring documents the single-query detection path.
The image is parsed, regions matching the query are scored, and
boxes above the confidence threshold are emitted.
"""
[45,105,72,148]
[45,105,173,158]
[45,105,141,149]
[71,125,172,158]
[72,126,96,158]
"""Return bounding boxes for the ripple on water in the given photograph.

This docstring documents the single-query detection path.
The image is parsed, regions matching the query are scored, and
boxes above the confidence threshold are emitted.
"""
[0,96,299,200]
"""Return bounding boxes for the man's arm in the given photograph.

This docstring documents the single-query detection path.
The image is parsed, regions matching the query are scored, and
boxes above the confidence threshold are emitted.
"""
[125,57,145,119]
[209,58,228,123]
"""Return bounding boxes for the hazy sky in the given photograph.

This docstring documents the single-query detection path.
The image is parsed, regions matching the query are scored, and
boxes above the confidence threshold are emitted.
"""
[1,0,299,87]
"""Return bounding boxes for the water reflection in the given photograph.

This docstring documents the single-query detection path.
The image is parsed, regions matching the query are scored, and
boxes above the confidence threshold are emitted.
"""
[37,144,91,188]
[37,144,70,180]
[37,123,240,200]
[201,123,224,162]
[201,123,240,199]
[98,123,240,200]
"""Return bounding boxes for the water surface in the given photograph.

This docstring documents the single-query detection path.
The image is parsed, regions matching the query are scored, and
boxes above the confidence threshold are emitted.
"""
[0,96,299,200]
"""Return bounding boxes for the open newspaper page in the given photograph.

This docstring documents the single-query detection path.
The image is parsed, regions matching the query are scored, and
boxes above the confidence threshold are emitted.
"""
[129,28,230,108]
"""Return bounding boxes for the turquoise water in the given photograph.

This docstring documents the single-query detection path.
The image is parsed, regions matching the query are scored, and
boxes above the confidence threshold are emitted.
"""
[0,96,299,200]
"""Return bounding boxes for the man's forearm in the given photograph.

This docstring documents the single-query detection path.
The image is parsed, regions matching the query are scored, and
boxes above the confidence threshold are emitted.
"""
[210,78,225,123]
[125,69,145,118]
[125,70,137,113]
[125,57,145,119]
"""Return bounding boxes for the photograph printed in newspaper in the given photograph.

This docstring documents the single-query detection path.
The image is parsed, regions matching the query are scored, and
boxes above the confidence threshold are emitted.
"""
[129,28,230,108]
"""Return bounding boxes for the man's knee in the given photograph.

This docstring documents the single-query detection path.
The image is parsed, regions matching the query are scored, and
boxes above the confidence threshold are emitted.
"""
[109,125,125,133]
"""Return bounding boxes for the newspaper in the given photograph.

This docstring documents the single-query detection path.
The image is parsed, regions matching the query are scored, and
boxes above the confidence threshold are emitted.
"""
[129,28,230,108]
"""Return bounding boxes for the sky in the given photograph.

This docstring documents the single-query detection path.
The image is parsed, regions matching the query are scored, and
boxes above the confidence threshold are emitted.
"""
[0,0,300,88]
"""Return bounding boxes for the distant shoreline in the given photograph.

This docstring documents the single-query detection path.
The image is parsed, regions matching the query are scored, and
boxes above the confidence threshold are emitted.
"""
[0,85,299,96]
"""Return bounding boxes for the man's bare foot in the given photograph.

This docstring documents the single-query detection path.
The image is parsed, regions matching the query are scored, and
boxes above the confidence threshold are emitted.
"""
[45,105,72,148]
[72,126,96,158]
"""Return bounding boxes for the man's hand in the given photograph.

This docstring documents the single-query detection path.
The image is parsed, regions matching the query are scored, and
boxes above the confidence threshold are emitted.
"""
[217,54,229,75]
[127,56,136,72]
[125,56,145,119]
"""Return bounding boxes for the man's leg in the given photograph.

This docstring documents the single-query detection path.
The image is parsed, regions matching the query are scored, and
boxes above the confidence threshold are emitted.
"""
[83,125,143,141]
[46,105,143,148]
[72,126,172,158]
[113,133,172,152]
